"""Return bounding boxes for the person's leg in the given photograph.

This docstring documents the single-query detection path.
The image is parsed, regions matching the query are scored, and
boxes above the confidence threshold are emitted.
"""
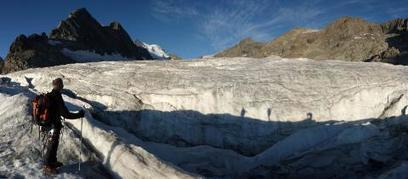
[44,128,61,166]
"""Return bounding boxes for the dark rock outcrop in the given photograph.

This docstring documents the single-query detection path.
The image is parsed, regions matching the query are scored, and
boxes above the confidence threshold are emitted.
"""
[216,17,408,65]
[2,34,74,73]
[382,18,408,33]
[2,8,152,73]
[0,57,3,73]
[381,18,408,64]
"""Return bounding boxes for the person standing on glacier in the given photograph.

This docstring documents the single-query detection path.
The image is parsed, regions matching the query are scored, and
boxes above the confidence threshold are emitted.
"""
[43,78,85,174]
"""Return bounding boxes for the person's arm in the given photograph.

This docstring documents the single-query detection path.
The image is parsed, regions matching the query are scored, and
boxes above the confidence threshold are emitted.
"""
[57,95,84,119]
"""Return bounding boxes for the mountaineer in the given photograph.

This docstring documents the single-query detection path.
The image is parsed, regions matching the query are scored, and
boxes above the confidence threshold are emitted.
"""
[33,78,84,174]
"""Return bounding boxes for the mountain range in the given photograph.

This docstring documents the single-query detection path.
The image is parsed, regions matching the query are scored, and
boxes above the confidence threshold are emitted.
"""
[1,10,407,74]
[0,8,171,74]
[215,17,408,65]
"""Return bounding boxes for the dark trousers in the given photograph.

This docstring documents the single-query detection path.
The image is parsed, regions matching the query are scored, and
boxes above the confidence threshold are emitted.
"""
[44,126,61,165]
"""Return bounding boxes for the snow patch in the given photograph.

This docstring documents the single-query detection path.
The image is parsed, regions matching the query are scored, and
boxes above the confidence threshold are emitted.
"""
[302,29,320,33]
[61,48,128,62]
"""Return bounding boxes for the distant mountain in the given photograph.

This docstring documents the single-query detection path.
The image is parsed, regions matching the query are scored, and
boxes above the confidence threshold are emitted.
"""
[1,8,156,73]
[134,39,170,60]
[215,38,266,58]
[215,17,408,65]
[168,53,182,60]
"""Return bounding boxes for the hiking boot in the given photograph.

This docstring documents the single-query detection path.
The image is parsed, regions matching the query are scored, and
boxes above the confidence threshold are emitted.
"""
[52,161,63,168]
[43,165,58,175]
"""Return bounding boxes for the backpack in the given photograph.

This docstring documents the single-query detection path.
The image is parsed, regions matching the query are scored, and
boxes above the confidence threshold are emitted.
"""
[32,94,52,127]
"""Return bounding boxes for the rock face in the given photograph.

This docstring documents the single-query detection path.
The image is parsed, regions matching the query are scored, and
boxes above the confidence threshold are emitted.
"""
[381,18,408,64]
[50,8,151,59]
[0,57,3,72]
[216,17,408,65]
[3,57,408,177]
[382,18,408,33]
[2,8,153,73]
[2,34,75,73]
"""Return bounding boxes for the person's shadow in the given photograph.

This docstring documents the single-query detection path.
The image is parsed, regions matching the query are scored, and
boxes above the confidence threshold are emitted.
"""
[267,108,272,121]
[402,105,408,116]
[25,76,35,89]
[240,108,246,118]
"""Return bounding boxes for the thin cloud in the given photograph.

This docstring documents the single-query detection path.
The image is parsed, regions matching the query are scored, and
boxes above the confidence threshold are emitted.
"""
[200,0,272,48]
[199,0,325,50]
[149,0,406,53]
[151,0,199,22]
[150,0,325,50]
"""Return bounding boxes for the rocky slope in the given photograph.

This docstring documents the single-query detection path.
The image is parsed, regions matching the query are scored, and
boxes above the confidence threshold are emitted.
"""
[1,8,157,73]
[216,17,408,65]
[2,33,76,73]
[2,57,408,178]
[0,57,3,70]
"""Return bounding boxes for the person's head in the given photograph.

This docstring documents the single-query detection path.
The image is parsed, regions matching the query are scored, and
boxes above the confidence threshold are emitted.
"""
[52,78,64,91]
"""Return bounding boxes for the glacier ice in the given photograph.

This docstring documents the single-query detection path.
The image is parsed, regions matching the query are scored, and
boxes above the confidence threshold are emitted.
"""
[1,57,408,178]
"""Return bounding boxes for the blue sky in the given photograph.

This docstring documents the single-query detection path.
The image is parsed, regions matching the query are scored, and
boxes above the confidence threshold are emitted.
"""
[0,0,407,59]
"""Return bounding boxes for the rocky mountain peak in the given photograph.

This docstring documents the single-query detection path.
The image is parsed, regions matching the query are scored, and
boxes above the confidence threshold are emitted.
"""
[48,8,151,58]
[109,21,124,31]
[1,8,154,73]
[50,8,102,41]
[69,7,92,18]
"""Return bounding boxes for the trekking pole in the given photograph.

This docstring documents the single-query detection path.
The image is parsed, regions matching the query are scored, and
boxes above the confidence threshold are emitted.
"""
[78,116,83,172]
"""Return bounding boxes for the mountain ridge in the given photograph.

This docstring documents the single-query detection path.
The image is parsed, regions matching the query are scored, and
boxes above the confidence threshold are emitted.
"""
[215,17,408,64]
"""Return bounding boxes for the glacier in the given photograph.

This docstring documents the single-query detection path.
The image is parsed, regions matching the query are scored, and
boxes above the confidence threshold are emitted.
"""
[134,40,170,60]
[1,56,408,178]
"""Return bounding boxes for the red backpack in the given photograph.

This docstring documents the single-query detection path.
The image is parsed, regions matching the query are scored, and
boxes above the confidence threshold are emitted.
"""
[32,94,51,126]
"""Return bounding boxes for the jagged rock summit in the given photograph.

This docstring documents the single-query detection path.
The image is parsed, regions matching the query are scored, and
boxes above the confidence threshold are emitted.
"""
[1,8,156,73]
[49,8,150,58]
[216,17,408,65]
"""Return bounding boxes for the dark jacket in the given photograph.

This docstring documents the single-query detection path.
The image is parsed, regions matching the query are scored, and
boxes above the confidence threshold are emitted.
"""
[47,89,82,128]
